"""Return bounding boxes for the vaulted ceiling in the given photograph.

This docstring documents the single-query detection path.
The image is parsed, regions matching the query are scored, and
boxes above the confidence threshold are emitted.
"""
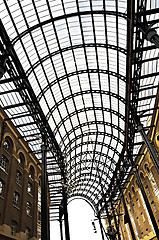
[0,0,158,220]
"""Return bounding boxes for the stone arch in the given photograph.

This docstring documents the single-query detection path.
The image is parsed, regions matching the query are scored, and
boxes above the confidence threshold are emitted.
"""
[144,163,150,174]
[3,133,16,154]
[17,149,27,168]
[27,162,37,180]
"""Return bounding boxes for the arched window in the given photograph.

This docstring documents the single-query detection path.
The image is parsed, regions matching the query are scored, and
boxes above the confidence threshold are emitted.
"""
[3,137,13,154]
[16,171,22,185]
[0,179,4,197]
[13,192,20,208]
[29,166,34,180]
[11,220,18,236]
[3,140,10,152]
[25,227,31,240]
[0,155,9,172]
[129,192,131,200]
[18,152,25,168]
[27,182,32,195]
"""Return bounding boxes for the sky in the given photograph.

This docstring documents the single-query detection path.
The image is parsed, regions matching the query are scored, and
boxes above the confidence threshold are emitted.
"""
[50,199,108,240]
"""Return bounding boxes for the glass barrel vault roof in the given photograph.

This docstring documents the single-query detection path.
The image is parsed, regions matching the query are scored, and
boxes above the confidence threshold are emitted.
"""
[0,0,158,220]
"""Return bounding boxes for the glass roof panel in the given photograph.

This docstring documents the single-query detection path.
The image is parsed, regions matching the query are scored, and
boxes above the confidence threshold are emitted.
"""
[0,0,158,219]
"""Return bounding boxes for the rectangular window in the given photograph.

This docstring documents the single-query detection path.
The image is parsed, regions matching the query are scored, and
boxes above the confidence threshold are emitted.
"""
[13,192,19,207]
[26,202,31,216]
[16,171,22,185]
[27,182,32,194]
[0,155,8,172]
[0,180,4,197]
[25,227,31,239]
[11,221,17,236]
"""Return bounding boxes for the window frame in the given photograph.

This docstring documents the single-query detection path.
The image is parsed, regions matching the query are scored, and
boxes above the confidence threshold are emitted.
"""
[3,139,11,153]
[26,201,32,216]
[0,179,5,197]
[13,191,20,208]
[18,152,25,168]
[0,155,9,172]
[11,220,18,236]
[16,170,22,186]
[29,166,34,180]
[27,182,33,195]
[25,227,31,240]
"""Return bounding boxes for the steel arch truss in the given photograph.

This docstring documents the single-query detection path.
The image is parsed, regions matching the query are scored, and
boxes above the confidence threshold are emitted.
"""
[0,0,158,223]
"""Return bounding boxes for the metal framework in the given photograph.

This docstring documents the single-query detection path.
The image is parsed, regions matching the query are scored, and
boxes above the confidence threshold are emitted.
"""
[0,0,159,239]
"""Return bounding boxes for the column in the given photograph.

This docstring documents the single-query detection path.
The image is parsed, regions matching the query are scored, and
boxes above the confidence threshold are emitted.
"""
[59,207,63,240]
[98,214,105,240]
[111,201,121,240]
[121,190,136,240]
[62,186,70,240]
[41,137,49,240]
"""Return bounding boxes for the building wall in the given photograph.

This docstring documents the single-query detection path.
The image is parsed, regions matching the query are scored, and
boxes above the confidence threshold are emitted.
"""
[105,91,159,240]
[0,106,42,240]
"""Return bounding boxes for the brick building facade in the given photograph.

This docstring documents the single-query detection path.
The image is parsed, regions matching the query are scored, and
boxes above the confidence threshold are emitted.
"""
[0,106,42,240]
[105,91,159,240]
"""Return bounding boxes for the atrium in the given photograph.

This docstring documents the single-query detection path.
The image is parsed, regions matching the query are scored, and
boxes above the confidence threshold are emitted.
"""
[0,0,159,240]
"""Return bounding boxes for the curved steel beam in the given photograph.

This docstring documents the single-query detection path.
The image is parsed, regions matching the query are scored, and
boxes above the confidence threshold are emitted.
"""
[51,107,125,133]
[38,70,126,102]
[26,43,126,77]
[46,89,126,120]
[67,168,112,186]
[66,162,114,181]
[64,140,121,158]
[65,151,118,171]
[60,129,124,152]
[12,10,127,45]
[68,172,111,183]
[67,193,98,212]
[67,179,108,199]
[68,182,104,195]
[70,186,101,199]
[56,119,125,138]
[68,196,97,213]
